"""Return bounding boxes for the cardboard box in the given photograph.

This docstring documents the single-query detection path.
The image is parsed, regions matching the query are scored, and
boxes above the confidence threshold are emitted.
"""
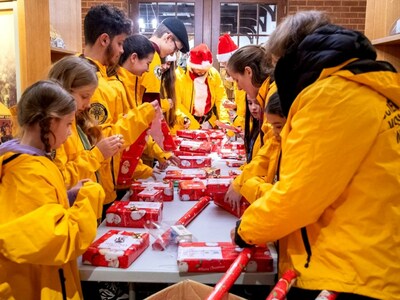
[144,279,246,300]
[105,201,162,228]
[178,156,212,169]
[130,181,174,201]
[82,230,149,268]
[178,180,207,201]
[177,242,273,273]
[164,169,207,180]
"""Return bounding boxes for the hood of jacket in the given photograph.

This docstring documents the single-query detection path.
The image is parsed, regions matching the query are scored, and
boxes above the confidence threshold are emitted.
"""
[273,24,397,117]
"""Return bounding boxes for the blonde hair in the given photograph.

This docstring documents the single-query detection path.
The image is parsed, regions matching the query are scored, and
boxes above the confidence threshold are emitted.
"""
[48,56,102,144]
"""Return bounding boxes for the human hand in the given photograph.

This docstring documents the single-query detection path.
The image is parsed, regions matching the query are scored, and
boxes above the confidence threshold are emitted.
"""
[183,117,191,129]
[150,100,160,112]
[67,178,91,205]
[224,184,242,216]
[168,155,180,167]
[157,161,169,171]
[96,134,124,159]
[223,99,237,110]
[167,98,174,109]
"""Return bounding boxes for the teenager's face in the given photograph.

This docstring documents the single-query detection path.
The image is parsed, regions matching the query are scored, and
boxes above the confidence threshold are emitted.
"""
[105,33,127,66]
[70,84,97,113]
[247,97,262,120]
[227,67,258,99]
[49,112,75,149]
[131,53,154,76]
[266,113,286,142]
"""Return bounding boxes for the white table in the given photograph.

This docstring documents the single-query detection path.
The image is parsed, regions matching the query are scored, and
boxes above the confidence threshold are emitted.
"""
[78,152,277,298]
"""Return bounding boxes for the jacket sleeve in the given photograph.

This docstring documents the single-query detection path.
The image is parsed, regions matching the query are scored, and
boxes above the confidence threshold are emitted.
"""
[0,181,104,265]
[210,69,231,124]
[54,144,104,189]
[132,159,153,179]
[238,84,383,245]
[143,137,172,163]
[232,89,246,129]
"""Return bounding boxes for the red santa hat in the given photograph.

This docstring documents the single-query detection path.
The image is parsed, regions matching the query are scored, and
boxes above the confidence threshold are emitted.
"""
[188,43,213,70]
[216,34,238,63]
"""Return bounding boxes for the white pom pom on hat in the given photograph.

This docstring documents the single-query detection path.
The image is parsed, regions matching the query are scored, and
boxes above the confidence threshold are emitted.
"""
[216,34,238,63]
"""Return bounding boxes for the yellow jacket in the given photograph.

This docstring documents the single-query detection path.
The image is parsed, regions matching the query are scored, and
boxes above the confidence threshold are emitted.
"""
[232,88,246,129]
[54,118,105,189]
[86,58,155,203]
[238,60,400,299]
[175,67,231,129]
[232,78,273,195]
[116,67,172,175]
[0,152,104,300]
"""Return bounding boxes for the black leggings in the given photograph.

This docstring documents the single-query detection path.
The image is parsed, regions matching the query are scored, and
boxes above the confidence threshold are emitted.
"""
[287,287,378,300]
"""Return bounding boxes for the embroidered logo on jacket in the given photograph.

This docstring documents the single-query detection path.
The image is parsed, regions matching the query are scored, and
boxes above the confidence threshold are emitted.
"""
[154,65,162,80]
[89,103,108,125]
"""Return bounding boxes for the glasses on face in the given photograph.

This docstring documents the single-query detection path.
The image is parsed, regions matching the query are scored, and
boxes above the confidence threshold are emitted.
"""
[171,36,182,52]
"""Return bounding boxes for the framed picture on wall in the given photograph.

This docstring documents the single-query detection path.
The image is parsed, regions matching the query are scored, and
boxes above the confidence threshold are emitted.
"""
[0,1,20,110]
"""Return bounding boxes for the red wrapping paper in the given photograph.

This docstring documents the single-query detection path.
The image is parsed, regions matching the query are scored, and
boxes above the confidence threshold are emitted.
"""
[176,129,210,140]
[161,119,177,151]
[178,180,207,201]
[178,156,212,169]
[152,196,212,250]
[179,140,212,154]
[117,130,147,188]
[265,269,297,300]
[206,248,254,300]
[315,290,339,300]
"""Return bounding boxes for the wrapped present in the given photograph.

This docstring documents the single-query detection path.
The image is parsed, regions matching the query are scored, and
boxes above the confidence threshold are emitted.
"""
[223,141,245,150]
[105,201,162,228]
[170,225,193,244]
[178,156,212,169]
[152,196,212,251]
[203,167,221,178]
[225,160,245,168]
[173,150,208,157]
[176,129,210,140]
[204,129,225,140]
[179,140,212,154]
[164,169,207,180]
[130,181,174,201]
[206,178,231,195]
[219,148,246,160]
[82,230,149,268]
[213,196,250,218]
[178,180,207,201]
[136,188,163,202]
[117,131,147,189]
[177,242,273,273]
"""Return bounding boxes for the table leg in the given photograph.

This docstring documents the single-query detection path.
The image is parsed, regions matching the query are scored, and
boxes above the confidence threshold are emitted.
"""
[128,282,136,300]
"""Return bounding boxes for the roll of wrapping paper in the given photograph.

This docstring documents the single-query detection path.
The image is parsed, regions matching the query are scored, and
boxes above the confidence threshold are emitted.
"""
[152,196,212,250]
[265,269,297,300]
[315,290,339,300]
[206,247,254,300]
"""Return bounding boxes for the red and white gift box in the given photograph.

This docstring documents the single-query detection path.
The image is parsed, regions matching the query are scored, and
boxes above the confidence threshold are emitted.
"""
[213,196,250,218]
[219,148,246,159]
[223,141,245,150]
[178,180,207,201]
[206,178,231,196]
[82,230,149,268]
[178,156,212,169]
[105,201,162,228]
[136,188,163,202]
[130,181,174,201]
[176,129,210,140]
[226,160,245,168]
[173,150,208,157]
[164,169,207,180]
[177,242,273,273]
[205,129,225,140]
[179,140,212,154]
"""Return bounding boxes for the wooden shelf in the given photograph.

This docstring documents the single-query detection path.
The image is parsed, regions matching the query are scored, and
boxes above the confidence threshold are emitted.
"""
[51,47,77,63]
[372,34,400,46]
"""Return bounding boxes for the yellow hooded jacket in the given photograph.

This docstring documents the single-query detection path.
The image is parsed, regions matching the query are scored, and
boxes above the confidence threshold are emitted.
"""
[0,152,105,300]
[85,57,156,203]
[238,61,400,299]
[175,67,231,129]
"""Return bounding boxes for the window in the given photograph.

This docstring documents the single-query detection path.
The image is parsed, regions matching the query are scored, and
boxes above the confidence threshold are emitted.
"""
[220,3,278,47]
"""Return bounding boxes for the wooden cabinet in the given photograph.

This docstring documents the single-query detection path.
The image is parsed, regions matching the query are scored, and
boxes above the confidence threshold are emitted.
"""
[365,0,400,70]
[49,0,82,62]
